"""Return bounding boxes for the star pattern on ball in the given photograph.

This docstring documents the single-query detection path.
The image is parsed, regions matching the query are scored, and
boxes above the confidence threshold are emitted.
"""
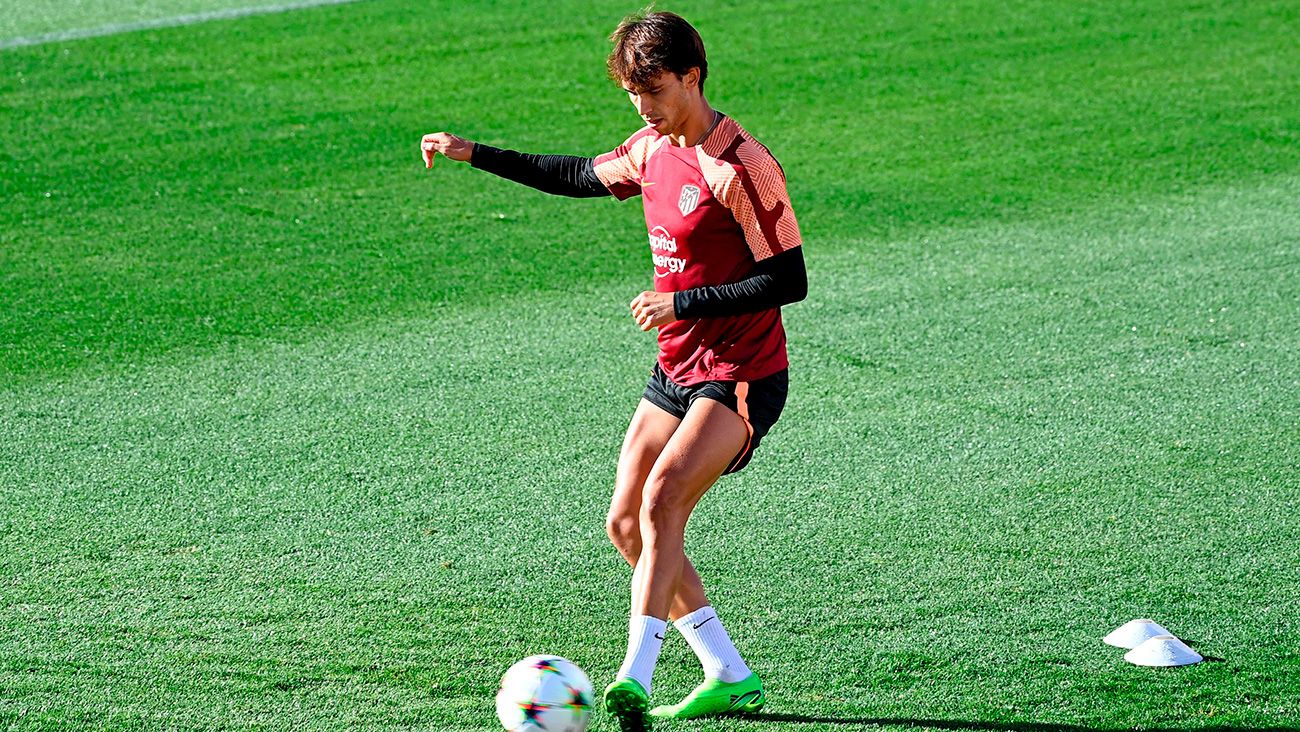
[531,659,561,675]
[566,684,591,711]
[518,700,548,724]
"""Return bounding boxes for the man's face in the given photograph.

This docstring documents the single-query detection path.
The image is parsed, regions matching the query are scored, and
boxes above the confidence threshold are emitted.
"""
[623,69,699,135]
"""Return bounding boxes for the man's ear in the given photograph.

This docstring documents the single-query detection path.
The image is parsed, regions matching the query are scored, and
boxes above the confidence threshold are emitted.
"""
[682,67,701,91]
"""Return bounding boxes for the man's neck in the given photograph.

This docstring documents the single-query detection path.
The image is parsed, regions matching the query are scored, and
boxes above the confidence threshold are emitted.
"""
[666,99,717,147]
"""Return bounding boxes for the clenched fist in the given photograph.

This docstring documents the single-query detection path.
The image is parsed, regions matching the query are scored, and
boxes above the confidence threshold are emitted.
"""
[420,132,474,168]
[630,291,678,332]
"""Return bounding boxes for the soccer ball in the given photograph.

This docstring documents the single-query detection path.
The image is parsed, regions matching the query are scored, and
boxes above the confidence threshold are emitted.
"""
[495,655,594,732]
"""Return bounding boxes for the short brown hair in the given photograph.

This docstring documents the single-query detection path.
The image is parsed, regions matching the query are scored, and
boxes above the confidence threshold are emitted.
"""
[607,11,708,92]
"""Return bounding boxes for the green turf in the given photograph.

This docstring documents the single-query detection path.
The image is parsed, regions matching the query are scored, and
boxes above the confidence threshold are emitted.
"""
[2,0,1299,730]
[0,0,328,41]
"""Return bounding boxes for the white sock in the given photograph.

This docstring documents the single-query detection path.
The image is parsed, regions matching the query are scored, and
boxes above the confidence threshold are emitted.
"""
[674,606,752,683]
[616,615,668,694]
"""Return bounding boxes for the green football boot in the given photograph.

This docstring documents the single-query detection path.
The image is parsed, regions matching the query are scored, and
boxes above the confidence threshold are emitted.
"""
[649,672,765,719]
[603,677,651,732]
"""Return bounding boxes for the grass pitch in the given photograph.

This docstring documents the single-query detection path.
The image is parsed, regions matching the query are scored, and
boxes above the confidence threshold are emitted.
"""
[2,1,1298,730]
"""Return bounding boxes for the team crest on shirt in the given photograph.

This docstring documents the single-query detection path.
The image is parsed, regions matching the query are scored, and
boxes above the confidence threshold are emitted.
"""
[678,185,701,216]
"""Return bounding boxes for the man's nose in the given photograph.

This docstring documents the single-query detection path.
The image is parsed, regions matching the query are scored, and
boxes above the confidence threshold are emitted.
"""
[634,96,652,114]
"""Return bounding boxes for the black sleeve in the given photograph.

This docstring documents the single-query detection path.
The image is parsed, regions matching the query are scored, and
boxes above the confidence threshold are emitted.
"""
[673,246,808,319]
[470,143,610,198]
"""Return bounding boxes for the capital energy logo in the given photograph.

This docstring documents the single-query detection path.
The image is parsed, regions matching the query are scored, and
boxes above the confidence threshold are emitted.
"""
[649,225,688,277]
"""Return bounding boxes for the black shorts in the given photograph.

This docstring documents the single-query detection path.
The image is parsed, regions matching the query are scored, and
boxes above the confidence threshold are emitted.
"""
[643,363,789,474]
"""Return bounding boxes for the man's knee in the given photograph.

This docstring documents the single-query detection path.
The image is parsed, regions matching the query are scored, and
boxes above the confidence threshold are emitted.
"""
[606,510,641,551]
[639,473,691,531]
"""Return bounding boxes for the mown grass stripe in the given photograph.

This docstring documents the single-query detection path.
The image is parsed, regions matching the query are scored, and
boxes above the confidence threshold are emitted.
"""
[0,0,364,51]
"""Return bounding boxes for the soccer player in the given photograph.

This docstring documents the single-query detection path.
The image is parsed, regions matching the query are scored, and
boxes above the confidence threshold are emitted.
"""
[420,11,805,731]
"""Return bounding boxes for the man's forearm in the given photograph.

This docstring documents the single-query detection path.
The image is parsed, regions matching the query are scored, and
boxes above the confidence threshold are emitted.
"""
[470,144,610,198]
[673,247,808,319]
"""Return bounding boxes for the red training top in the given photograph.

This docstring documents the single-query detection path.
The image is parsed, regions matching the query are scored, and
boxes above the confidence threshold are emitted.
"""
[592,114,803,386]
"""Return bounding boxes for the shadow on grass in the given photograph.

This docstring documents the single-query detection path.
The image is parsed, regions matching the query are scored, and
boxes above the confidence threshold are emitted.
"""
[1176,639,1227,664]
[733,713,1300,732]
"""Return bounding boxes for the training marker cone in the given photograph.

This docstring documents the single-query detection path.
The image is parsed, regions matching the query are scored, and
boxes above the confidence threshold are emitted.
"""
[1124,634,1203,667]
[1103,619,1172,649]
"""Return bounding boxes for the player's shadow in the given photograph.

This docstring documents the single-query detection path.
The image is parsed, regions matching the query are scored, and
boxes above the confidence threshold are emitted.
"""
[732,714,1299,732]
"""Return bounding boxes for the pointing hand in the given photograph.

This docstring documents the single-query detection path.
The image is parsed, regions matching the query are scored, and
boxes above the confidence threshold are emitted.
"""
[421,132,474,168]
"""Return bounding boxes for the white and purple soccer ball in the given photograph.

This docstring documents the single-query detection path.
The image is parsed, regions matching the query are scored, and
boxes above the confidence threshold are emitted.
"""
[495,655,593,732]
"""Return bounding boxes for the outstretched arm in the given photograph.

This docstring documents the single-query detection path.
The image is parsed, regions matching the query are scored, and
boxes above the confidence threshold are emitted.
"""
[420,132,609,198]
[471,145,609,198]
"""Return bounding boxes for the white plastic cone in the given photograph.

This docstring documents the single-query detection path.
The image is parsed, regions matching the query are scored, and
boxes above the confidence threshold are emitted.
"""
[1124,634,1203,667]
[1103,618,1172,649]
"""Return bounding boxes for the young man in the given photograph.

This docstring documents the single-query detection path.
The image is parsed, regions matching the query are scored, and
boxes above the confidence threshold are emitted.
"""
[420,11,805,731]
